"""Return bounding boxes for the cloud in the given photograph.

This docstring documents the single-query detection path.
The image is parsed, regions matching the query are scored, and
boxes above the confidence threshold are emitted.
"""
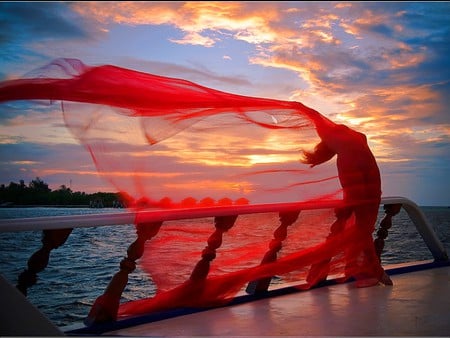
[68,2,448,109]
[1,1,449,204]
[0,102,76,145]
[0,141,99,189]
[119,57,251,89]
[0,3,87,41]
[0,3,91,67]
[70,2,283,44]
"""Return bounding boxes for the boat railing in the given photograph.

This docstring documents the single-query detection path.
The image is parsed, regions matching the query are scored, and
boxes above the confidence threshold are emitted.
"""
[0,196,447,258]
[0,196,448,327]
[379,196,448,262]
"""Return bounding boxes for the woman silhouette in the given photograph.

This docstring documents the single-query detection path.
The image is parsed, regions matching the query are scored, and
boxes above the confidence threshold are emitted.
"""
[298,104,392,287]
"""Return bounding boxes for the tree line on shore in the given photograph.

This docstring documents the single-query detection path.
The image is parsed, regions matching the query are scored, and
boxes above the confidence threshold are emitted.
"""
[0,177,121,207]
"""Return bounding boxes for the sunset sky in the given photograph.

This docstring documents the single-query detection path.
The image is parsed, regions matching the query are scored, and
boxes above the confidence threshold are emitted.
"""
[0,1,449,206]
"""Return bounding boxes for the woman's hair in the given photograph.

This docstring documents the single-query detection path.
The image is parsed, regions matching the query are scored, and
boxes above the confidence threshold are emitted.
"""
[300,141,336,167]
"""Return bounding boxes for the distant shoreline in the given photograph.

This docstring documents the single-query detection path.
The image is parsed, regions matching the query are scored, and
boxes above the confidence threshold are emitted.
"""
[0,204,93,208]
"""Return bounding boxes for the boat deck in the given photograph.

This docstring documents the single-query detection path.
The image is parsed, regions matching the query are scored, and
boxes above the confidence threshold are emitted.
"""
[102,264,450,337]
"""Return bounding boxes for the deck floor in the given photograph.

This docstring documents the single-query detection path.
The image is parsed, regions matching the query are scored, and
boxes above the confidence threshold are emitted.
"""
[105,266,450,337]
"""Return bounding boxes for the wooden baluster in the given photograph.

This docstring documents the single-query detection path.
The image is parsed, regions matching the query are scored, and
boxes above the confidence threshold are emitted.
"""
[85,221,163,325]
[190,215,238,281]
[306,207,352,286]
[17,228,73,296]
[374,203,402,261]
[246,210,300,294]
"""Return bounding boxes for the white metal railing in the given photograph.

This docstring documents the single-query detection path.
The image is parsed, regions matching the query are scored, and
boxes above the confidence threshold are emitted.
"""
[0,199,344,232]
[380,196,448,261]
[0,196,448,261]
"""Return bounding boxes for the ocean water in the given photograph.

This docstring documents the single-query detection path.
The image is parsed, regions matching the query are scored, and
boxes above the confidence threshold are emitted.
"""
[0,206,449,329]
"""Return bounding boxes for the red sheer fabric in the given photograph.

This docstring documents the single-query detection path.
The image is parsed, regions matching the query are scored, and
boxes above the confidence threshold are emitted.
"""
[0,58,341,207]
[0,58,391,319]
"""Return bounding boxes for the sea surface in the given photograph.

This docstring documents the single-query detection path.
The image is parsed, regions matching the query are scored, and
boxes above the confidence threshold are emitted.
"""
[0,206,449,329]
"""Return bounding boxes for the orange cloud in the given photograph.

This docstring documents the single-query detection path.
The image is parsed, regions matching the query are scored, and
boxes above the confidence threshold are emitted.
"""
[70,2,282,45]
[11,160,41,165]
[336,83,450,163]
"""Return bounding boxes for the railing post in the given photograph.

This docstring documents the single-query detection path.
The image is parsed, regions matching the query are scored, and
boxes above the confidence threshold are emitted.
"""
[85,221,163,325]
[17,228,73,296]
[246,210,300,294]
[306,207,352,286]
[190,215,238,281]
[374,203,402,261]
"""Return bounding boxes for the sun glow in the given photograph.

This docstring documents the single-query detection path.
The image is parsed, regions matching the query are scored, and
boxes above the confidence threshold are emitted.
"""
[164,179,255,193]
[246,153,299,165]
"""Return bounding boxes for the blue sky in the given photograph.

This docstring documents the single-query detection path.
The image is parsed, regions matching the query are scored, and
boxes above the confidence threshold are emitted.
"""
[0,1,449,206]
